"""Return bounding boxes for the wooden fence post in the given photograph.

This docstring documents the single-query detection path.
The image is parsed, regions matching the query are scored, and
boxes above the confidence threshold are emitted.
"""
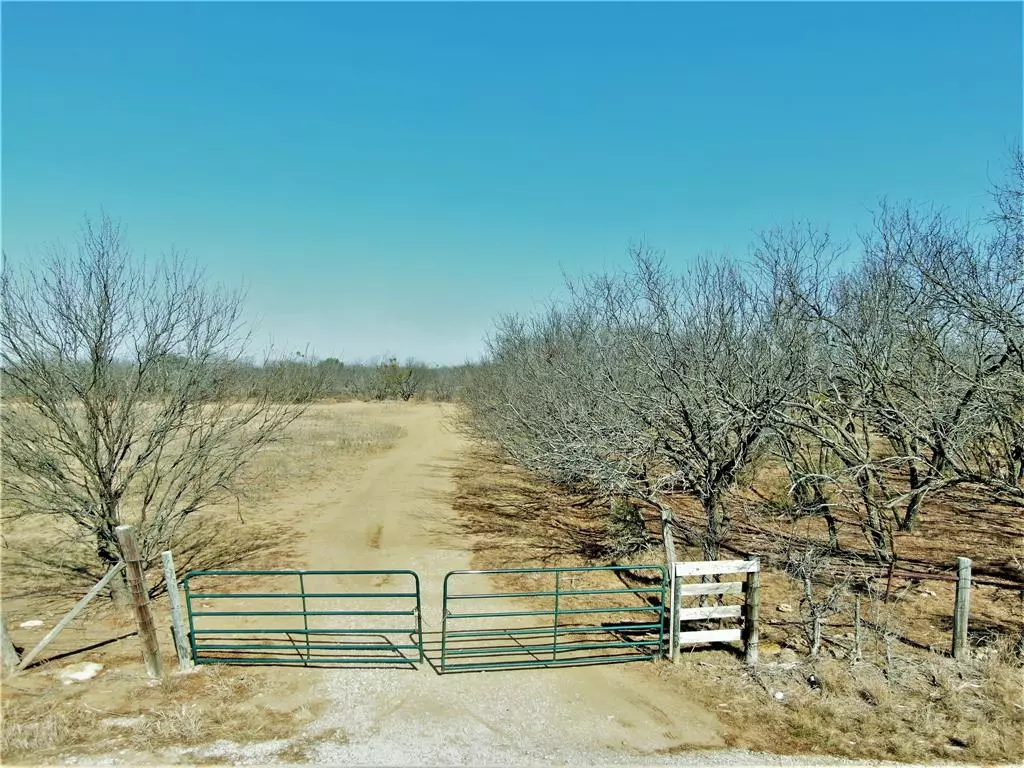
[744,557,760,665]
[161,551,193,672]
[115,526,164,679]
[669,565,680,663]
[16,563,126,672]
[953,556,972,661]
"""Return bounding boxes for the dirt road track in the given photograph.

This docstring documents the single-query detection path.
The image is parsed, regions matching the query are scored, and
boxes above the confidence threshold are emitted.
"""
[255,403,722,765]
[194,404,906,766]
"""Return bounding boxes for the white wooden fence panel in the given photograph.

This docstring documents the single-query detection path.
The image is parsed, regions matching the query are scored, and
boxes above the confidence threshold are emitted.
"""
[677,581,744,596]
[674,559,759,577]
[677,628,742,645]
[676,605,744,621]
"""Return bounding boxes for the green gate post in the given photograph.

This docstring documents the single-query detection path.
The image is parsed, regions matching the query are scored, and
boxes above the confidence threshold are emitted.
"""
[183,575,200,664]
[299,572,310,663]
[414,574,424,662]
[552,571,560,661]
[441,573,450,670]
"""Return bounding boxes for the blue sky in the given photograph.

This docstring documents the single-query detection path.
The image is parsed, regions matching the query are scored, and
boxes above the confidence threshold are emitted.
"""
[3,2,1021,365]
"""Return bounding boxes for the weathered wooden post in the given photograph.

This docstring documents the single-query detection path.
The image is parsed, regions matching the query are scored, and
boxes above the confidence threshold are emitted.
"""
[115,526,164,679]
[743,557,760,665]
[161,551,193,672]
[2,614,20,673]
[952,556,972,661]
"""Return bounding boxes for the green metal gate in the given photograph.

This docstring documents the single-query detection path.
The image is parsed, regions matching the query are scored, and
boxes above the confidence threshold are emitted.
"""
[183,569,423,666]
[440,565,666,672]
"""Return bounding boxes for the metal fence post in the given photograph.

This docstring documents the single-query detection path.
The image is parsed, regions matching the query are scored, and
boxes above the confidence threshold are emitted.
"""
[669,565,680,663]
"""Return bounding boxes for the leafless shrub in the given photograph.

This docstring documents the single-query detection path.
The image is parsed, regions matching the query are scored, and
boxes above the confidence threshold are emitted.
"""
[783,547,855,657]
[605,497,652,559]
[1,214,326,596]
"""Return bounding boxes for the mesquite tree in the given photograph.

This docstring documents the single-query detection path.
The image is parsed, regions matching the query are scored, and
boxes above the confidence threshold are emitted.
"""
[1,215,324,595]
[464,245,812,563]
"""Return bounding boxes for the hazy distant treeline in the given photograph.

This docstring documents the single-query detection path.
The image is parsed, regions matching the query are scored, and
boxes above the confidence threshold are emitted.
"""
[265,356,477,402]
[1,355,476,403]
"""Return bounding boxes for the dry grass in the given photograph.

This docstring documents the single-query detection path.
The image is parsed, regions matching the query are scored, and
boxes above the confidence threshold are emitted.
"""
[649,638,1024,763]
[451,446,1024,763]
[1,665,323,763]
[247,404,405,495]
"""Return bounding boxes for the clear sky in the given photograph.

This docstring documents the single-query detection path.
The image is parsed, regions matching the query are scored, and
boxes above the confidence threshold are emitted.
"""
[2,2,1021,365]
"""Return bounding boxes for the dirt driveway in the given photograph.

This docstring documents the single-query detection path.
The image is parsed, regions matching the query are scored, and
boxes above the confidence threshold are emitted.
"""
[180,402,734,765]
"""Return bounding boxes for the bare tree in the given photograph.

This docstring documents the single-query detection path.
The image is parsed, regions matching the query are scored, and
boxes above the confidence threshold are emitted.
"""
[758,218,1000,561]
[573,248,813,561]
[463,245,813,564]
[1,215,324,596]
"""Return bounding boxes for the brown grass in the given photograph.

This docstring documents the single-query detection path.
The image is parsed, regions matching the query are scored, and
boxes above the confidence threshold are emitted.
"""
[1,665,324,763]
[648,639,1024,762]
[451,445,1024,763]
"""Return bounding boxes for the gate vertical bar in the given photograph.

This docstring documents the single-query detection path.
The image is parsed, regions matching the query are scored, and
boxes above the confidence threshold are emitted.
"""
[657,568,666,659]
[299,572,310,663]
[183,575,200,664]
[440,573,450,672]
[414,572,424,662]
[552,571,560,661]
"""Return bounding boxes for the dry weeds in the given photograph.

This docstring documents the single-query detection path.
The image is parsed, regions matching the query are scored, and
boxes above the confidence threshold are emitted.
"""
[1,665,322,763]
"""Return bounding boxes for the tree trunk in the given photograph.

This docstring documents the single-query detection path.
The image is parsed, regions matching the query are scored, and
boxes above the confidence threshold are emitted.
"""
[855,471,892,563]
[810,484,839,550]
[811,615,822,658]
[2,614,21,673]
[97,520,130,605]
[824,511,839,550]
[900,491,924,532]
[899,461,927,532]
[701,495,724,561]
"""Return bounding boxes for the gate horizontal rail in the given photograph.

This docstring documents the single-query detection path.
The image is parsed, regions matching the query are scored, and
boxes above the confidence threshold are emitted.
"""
[441,565,666,673]
[184,569,423,666]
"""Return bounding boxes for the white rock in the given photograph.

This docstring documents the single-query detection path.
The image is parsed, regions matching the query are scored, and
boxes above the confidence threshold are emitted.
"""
[776,603,794,613]
[19,619,44,629]
[56,661,104,684]
[773,691,785,700]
